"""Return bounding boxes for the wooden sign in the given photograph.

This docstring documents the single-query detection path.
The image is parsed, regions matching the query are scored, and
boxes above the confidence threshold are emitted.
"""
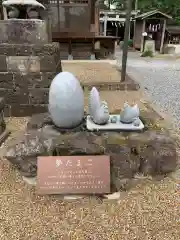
[37,155,110,195]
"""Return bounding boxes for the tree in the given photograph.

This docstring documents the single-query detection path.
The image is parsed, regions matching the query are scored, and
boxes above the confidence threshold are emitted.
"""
[111,0,180,25]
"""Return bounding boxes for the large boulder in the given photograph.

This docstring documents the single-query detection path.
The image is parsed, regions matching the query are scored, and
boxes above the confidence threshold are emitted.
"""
[5,127,61,177]
[4,114,178,192]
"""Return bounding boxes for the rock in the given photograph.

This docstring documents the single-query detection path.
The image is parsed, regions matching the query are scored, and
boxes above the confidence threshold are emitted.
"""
[4,116,178,192]
[63,195,85,200]
[22,176,37,186]
[104,192,121,200]
[27,112,52,130]
[5,127,61,177]
[53,132,105,156]
[129,131,178,175]
[48,72,84,128]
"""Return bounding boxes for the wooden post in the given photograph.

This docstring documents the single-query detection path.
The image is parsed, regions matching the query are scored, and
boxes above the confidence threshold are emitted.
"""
[116,23,118,37]
[121,0,133,82]
[160,19,166,54]
[140,19,146,52]
[103,14,108,36]
[47,16,52,43]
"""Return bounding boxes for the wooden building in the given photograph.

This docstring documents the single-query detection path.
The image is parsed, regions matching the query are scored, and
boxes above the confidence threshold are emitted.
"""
[166,26,180,44]
[46,0,119,59]
[133,10,172,53]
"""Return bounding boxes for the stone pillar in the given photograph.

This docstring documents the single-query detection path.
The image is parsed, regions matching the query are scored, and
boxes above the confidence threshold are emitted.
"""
[0,20,62,117]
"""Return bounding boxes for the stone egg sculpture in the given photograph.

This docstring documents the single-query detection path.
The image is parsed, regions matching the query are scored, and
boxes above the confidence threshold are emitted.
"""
[48,71,84,128]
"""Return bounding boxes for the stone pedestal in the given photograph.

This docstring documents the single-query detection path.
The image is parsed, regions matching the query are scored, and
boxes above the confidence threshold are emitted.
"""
[0,20,62,117]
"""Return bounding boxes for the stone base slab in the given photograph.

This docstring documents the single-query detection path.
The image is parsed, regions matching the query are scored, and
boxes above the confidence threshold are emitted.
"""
[86,115,144,131]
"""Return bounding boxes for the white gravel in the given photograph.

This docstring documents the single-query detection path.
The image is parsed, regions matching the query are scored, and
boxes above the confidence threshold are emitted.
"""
[116,51,180,129]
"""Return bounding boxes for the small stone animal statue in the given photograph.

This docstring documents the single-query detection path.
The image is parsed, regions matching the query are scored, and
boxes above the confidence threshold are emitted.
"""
[120,103,140,124]
[27,7,39,19]
[89,87,110,125]
[8,6,20,18]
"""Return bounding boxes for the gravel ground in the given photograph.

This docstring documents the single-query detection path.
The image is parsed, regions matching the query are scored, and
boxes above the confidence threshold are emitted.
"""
[0,117,179,240]
[116,51,180,130]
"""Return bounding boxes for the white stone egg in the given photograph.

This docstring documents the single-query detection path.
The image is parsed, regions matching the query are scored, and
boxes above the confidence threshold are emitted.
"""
[48,71,84,128]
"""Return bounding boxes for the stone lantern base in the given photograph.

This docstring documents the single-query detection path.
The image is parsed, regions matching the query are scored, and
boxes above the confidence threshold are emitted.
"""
[0,20,62,117]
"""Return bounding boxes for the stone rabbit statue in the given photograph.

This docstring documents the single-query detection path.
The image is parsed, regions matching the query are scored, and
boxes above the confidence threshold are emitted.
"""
[89,87,109,125]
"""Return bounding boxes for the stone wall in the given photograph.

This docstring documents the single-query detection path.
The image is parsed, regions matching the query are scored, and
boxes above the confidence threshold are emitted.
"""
[0,42,62,117]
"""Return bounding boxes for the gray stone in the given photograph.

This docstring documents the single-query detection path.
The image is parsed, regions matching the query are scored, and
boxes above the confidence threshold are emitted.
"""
[104,192,121,200]
[8,6,19,18]
[129,131,178,175]
[4,116,178,191]
[5,128,60,177]
[0,20,48,44]
[27,112,52,129]
[48,72,84,128]
[22,176,37,186]
[120,103,140,124]
[7,56,40,73]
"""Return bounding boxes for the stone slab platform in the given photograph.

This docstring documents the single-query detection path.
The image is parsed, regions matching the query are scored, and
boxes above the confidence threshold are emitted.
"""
[86,115,144,131]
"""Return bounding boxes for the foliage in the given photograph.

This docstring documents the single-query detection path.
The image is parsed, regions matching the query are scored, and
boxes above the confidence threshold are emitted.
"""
[141,49,153,57]
[137,0,180,25]
[106,0,180,25]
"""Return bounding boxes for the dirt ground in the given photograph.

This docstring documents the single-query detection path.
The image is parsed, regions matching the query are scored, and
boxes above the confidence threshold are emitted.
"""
[0,62,179,240]
[62,62,122,83]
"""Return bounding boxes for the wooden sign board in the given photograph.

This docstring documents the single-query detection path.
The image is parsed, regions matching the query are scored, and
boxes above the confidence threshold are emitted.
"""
[37,155,110,195]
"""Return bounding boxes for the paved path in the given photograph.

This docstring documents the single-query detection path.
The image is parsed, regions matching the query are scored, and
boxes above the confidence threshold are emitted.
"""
[116,51,180,128]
